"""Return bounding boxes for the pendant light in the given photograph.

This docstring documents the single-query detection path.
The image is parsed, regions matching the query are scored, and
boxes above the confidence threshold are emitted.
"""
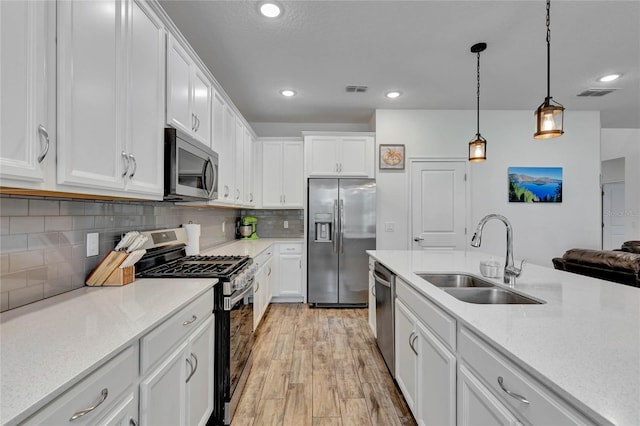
[469,42,487,162]
[534,0,564,139]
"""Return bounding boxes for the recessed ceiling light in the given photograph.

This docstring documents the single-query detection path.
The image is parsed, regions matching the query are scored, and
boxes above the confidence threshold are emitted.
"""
[260,2,281,18]
[280,89,296,97]
[386,91,401,99]
[598,74,621,82]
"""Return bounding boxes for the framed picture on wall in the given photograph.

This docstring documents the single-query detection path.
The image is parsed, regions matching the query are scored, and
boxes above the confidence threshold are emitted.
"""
[379,144,405,170]
[508,167,563,203]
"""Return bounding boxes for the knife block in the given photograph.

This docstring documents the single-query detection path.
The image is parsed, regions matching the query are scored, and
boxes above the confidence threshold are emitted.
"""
[102,266,135,286]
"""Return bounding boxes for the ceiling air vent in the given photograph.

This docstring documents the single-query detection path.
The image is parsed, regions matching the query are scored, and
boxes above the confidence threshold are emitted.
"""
[577,88,618,97]
[345,85,368,93]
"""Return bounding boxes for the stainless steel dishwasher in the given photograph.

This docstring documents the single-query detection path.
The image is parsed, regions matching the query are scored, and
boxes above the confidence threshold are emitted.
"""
[374,261,396,377]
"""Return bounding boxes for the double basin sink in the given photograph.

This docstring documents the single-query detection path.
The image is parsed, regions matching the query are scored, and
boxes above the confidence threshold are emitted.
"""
[417,273,543,304]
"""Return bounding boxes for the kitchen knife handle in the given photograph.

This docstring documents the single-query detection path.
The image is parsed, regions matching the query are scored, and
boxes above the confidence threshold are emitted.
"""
[69,388,108,421]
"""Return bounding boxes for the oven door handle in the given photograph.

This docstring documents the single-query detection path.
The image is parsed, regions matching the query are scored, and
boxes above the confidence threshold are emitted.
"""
[225,279,254,310]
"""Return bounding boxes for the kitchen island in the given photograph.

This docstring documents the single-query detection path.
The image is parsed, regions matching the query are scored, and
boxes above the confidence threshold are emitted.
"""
[368,250,639,426]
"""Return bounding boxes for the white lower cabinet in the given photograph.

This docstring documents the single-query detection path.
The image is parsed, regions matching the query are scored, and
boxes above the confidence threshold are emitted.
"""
[96,391,139,426]
[458,365,521,426]
[395,298,456,425]
[21,345,139,425]
[140,315,214,426]
[253,248,273,330]
[272,243,303,301]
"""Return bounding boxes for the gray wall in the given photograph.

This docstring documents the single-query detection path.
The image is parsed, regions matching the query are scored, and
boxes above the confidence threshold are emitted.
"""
[0,195,240,312]
[241,209,304,238]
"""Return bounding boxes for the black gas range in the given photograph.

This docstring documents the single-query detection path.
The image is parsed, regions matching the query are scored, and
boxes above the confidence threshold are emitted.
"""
[133,228,256,426]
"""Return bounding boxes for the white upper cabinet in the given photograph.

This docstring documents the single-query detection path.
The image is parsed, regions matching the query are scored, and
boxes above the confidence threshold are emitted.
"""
[234,118,245,205]
[304,133,375,178]
[0,0,56,188]
[261,139,303,208]
[216,103,236,203]
[243,129,255,207]
[57,0,165,198]
[166,34,212,147]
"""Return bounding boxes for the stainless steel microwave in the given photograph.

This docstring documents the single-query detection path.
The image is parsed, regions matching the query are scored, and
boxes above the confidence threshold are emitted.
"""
[164,127,218,201]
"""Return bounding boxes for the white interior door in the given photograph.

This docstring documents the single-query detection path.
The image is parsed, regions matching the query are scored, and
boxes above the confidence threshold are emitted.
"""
[411,161,466,250]
[603,182,626,250]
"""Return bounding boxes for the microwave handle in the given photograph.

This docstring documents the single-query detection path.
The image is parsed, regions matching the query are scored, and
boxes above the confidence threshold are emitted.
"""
[203,157,217,199]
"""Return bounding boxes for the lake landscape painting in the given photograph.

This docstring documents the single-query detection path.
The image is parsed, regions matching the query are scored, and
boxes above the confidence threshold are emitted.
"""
[508,167,563,203]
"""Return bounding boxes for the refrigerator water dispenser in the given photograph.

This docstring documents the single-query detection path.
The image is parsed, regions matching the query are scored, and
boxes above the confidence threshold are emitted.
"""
[313,213,333,242]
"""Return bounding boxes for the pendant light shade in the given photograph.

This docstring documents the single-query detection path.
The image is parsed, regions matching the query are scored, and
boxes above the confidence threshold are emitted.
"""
[469,42,487,162]
[534,0,564,139]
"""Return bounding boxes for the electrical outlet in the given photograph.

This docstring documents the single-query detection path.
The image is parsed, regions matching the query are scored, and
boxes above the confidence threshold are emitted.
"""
[87,233,99,257]
[384,222,395,232]
[222,221,225,234]
[283,220,289,229]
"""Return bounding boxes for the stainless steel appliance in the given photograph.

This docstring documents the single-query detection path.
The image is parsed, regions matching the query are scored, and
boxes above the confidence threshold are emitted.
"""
[374,261,396,377]
[134,228,257,426]
[307,178,376,306]
[164,127,218,201]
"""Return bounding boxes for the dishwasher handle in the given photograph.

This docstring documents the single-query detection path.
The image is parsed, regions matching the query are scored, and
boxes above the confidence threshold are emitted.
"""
[373,270,392,288]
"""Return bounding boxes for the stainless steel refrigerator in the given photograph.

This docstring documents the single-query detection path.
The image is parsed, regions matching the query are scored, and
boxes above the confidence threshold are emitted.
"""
[308,178,376,306]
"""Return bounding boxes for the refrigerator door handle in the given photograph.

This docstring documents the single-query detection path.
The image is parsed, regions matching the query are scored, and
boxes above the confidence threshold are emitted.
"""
[339,199,345,254]
[333,200,339,253]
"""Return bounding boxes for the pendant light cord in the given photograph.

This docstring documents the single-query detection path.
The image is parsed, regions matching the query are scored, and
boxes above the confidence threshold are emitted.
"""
[546,0,551,100]
[476,50,481,136]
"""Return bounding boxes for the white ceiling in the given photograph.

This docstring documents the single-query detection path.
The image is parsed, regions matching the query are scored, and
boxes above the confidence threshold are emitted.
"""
[159,0,640,129]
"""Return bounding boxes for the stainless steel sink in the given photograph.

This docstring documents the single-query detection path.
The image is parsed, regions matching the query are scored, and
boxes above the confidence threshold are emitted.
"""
[443,288,542,304]
[416,273,543,304]
[417,273,496,288]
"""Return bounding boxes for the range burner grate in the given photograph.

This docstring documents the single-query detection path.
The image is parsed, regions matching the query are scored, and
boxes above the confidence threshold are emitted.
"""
[139,255,250,278]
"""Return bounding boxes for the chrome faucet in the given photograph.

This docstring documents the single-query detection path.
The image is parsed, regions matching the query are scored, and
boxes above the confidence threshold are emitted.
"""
[470,214,525,287]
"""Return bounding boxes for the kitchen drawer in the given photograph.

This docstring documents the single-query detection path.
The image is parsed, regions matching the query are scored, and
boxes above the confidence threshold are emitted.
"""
[278,243,302,254]
[140,289,213,374]
[254,246,274,267]
[396,277,456,351]
[459,327,591,425]
[21,344,138,425]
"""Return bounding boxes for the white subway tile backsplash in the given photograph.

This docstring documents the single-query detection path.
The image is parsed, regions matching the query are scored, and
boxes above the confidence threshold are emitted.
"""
[0,271,27,292]
[0,234,28,253]
[8,284,44,309]
[28,232,60,250]
[28,199,60,216]
[45,216,73,232]
[0,255,8,273]
[10,217,44,234]
[72,216,95,230]
[59,230,84,246]
[59,200,85,215]
[44,246,72,264]
[1,217,9,235]
[9,250,44,272]
[44,276,72,298]
[1,292,8,311]
[27,267,50,286]
[1,198,28,216]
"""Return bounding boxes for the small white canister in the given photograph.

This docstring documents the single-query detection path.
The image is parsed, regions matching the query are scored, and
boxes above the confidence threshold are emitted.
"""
[479,258,501,278]
[182,223,201,255]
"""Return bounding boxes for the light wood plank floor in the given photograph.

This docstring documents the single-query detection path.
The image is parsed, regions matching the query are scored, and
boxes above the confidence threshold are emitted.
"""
[232,303,417,426]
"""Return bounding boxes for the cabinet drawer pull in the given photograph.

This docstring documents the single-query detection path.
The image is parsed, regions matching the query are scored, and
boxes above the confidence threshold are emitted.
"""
[185,353,198,383]
[183,315,197,326]
[497,376,530,404]
[408,332,418,355]
[37,125,50,163]
[121,151,130,177]
[69,388,108,421]
[128,154,137,179]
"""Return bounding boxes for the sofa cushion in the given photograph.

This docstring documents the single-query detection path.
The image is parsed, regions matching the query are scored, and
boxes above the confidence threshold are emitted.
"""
[562,248,640,274]
[621,240,640,254]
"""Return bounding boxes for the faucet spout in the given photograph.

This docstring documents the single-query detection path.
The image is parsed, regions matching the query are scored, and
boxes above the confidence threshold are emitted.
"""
[470,214,524,286]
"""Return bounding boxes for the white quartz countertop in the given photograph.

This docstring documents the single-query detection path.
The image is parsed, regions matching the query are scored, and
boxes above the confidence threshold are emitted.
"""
[202,238,303,257]
[367,250,640,426]
[0,278,216,425]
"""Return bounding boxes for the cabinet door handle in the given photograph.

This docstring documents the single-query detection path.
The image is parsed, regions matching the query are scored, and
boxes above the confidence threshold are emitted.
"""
[129,418,138,426]
[255,281,260,293]
[183,315,197,326]
[224,185,229,198]
[336,163,339,173]
[299,259,302,269]
[37,125,50,163]
[186,353,198,383]
[121,151,130,178]
[408,332,418,355]
[371,285,375,297]
[128,154,137,179]
[185,356,194,383]
[497,376,530,404]
[268,267,271,276]
[249,193,253,203]
[69,388,108,421]
[236,188,240,200]
[192,113,196,131]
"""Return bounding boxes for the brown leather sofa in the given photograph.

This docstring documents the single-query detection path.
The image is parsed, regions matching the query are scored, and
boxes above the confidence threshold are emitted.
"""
[552,242,640,288]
